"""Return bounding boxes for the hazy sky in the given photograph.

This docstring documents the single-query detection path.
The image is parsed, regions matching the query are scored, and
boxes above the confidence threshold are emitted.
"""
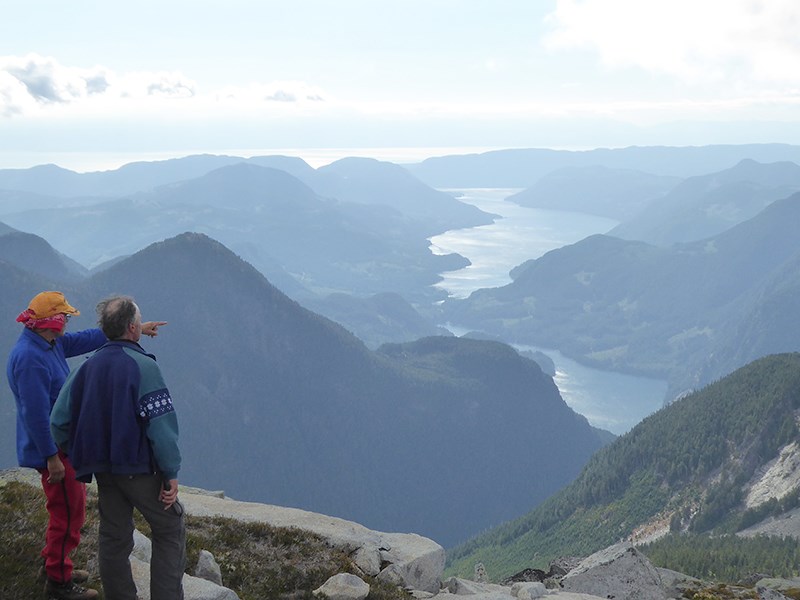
[3,0,800,170]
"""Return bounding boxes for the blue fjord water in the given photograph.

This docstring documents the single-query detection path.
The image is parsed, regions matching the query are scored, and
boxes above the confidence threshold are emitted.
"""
[430,189,667,434]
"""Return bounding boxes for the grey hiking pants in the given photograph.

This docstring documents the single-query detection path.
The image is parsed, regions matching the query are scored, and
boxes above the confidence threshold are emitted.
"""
[95,473,186,600]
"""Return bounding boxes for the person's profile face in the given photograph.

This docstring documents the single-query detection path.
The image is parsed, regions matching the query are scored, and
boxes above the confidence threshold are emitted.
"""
[129,305,143,342]
[55,313,71,337]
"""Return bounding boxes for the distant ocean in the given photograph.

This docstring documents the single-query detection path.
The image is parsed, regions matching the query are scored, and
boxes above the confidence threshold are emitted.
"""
[0,146,509,172]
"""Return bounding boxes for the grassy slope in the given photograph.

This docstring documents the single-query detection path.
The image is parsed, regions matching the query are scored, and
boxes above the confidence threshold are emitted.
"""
[0,479,406,600]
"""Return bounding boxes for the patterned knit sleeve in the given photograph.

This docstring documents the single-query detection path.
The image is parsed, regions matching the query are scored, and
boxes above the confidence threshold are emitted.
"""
[136,359,181,480]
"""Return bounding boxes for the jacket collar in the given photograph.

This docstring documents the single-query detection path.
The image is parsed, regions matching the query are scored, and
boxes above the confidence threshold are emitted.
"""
[102,339,157,360]
[21,327,57,350]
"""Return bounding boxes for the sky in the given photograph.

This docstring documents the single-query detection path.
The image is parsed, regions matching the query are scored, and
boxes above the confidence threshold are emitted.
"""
[2,0,800,171]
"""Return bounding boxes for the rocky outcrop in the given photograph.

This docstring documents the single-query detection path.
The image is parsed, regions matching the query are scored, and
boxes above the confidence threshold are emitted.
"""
[434,543,674,599]
[561,542,668,600]
[433,576,609,598]
[130,556,238,600]
[132,527,237,599]
[119,485,446,599]
[502,567,550,584]
[179,487,445,593]
[746,441,800,509]
[195,550,224,586]
[313,573,370,600]
[755,577,800,600]
[758,587,793,600]
[0,468,443,598]
[448,547,799,600]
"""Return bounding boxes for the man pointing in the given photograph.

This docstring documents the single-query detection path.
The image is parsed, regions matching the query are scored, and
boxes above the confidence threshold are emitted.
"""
[51,295,185,600]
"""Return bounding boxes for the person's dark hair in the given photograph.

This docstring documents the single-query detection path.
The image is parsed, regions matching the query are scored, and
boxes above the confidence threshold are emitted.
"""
[96,295,138,339]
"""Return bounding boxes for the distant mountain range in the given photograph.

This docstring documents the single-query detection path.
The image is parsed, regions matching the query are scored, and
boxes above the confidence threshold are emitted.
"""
[0,154,490,234]
[608,159,800,246]
[3,143,800,555]
[310,157,491,233]
[4,145,800,392]
[0,231,608,548]
[405,143,800,187]
[0,153,497,347]
[0,154,309,199]
[501,158,800,247]
[0,161,486,306]
[507,165,680,220]
[0,225,87,281]
[443,189,800,398]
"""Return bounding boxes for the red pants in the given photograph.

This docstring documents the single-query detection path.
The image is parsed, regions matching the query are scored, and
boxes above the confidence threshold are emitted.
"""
[39,453,86,583]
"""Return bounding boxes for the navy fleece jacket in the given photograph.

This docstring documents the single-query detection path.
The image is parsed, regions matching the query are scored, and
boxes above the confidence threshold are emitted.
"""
[51,340,181,483]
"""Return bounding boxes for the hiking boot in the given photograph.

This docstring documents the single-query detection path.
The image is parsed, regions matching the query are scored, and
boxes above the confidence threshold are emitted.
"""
[38,565,90,584]
[71,570,90,584]
[44,579,99,600]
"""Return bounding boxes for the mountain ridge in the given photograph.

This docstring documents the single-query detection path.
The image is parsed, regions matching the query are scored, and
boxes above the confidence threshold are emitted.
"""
[444,191,800,397]
[609,159,800,245]
[0,163,469,300]
[0,231,609,547]
[508,165,680,220]
[406,143,800,187]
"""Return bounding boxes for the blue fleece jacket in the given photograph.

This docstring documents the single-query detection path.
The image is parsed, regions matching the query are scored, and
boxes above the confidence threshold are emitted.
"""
[51,340,181,483]
[6,327,107,469]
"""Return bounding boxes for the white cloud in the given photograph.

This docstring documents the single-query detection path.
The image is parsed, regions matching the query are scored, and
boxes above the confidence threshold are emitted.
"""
[0,55,332,119]
[213,81,328,110]
[0,54,112,117]
[143,75,196,99]
[543,0,800,88]
[266,90,297,102]
[0,71,29,116]
[0,55,205,117]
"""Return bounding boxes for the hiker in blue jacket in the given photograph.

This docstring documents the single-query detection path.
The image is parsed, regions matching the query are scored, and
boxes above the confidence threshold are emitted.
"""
[51,295,183,600]
[7,290,166,600]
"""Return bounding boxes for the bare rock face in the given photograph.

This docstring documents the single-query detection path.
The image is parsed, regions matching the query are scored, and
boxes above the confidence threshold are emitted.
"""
[758,587,792,600]
[313,573,370,600]
[561,542,668,600]
[755,578,800,600]
[502,556,583,586]
[502,567,549,584]
[179,488,445,593]
[745,441,800,509]
[130,556,239,600]
[195,550,224,586]
[511,581,548,599]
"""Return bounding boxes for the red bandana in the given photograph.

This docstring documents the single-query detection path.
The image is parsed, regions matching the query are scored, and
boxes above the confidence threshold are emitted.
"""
[16,310,68,333]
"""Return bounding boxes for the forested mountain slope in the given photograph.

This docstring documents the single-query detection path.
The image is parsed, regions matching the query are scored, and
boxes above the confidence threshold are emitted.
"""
[447,353,800,578]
